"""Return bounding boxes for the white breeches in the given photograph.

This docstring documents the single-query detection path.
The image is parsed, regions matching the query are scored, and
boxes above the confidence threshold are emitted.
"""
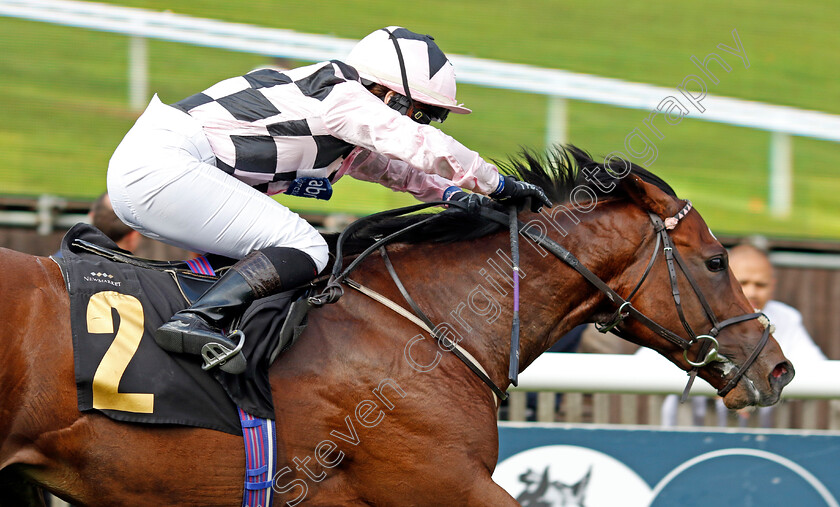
[107,95,328,272]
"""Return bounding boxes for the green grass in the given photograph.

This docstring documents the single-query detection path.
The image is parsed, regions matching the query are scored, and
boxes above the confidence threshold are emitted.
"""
[0,1,838,239]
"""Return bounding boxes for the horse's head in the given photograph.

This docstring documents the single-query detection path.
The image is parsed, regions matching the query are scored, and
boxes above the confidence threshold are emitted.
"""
[503,146,792,409]
[609,170,794,409]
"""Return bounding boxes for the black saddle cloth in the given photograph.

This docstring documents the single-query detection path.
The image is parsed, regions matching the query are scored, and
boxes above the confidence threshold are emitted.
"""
[59,224,302,434]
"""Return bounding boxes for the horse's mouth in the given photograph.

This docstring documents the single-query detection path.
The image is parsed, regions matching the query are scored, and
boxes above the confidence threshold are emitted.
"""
[716,359,793,409]
[720,376,761,409]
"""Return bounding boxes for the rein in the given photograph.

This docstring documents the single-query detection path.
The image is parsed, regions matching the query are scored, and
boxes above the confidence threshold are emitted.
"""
[309,200,511,401]
[311,198,771,403]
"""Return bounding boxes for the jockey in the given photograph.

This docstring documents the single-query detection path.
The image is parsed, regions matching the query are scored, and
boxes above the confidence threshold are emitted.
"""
[107,26,551,375]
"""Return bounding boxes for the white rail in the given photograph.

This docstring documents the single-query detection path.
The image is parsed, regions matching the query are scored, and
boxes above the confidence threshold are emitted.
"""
[513,353,840,400]
[3,0,839,215]
[4,0,840,140]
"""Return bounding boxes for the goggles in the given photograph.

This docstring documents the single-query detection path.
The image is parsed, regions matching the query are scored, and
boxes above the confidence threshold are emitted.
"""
[408,102,449,124]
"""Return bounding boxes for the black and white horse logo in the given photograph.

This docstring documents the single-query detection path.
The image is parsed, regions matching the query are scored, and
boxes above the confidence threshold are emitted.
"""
[516,466,592,507]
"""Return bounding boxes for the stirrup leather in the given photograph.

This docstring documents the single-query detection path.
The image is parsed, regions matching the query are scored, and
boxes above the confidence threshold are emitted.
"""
[201,330,245,371]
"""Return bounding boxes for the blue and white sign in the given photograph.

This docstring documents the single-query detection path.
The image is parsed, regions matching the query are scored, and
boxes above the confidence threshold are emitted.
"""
[496,423,840,506]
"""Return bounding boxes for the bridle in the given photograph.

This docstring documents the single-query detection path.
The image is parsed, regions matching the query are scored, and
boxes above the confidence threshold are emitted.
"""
[310,198,772,401]
[523,199,773,400]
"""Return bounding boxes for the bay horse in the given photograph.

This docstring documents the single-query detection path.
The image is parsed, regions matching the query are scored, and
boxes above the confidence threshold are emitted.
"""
[0,147,793,506]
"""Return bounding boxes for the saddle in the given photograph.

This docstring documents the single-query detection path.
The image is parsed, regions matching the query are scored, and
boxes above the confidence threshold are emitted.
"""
[68,236,313,358]
[56,224,313,433]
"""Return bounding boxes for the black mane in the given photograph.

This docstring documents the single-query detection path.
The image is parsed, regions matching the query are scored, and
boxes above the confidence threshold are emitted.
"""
[327,145,677,254]
[499,145,676,203]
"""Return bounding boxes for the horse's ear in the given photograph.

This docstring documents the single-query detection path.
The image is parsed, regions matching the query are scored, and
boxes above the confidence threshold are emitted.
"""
[620,173,680,218]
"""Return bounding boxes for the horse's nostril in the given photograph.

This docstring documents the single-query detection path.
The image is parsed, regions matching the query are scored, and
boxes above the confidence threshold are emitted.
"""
[770,361,795,389]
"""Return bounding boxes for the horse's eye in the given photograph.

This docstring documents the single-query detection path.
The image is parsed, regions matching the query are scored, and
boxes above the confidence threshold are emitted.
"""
[706,256,726,272]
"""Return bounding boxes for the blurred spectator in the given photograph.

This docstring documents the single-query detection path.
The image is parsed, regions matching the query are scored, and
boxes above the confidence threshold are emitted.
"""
[727,243,825,363]
[577,323,637,355]
[54,192,142,257]
[88,192,142,252]
[653,241,826,428]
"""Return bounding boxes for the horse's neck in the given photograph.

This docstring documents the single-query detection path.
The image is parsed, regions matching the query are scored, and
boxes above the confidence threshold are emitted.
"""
[371,214,621,391]
[505,214,615,371]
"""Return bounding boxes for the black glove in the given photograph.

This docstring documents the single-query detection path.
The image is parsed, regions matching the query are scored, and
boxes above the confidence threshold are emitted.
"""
[490,175,553,212]
[446,190,491,213]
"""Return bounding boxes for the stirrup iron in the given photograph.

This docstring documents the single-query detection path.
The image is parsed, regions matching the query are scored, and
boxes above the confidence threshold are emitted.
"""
[201,330,245,371]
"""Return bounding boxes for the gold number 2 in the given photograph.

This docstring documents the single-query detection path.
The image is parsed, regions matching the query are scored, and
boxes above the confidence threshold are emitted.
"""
[86,291,154,414]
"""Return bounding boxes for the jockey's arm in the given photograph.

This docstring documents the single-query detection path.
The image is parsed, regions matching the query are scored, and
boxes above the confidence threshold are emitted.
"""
[321,81,502,196]
[341,148,458,202]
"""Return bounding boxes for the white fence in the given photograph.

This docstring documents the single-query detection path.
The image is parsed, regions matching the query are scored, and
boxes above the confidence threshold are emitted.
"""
[3,0,840,217]
[514,353,840,399]
[507,353,840,429]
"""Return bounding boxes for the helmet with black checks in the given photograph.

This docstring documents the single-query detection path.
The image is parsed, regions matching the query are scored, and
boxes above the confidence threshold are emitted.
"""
[346,26,471,115]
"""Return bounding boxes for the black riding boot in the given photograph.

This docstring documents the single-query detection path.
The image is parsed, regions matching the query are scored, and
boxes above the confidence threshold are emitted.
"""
[154,248,318,374]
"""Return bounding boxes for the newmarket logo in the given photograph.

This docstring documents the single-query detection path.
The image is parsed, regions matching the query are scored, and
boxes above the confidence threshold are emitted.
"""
[84,271,122,287]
